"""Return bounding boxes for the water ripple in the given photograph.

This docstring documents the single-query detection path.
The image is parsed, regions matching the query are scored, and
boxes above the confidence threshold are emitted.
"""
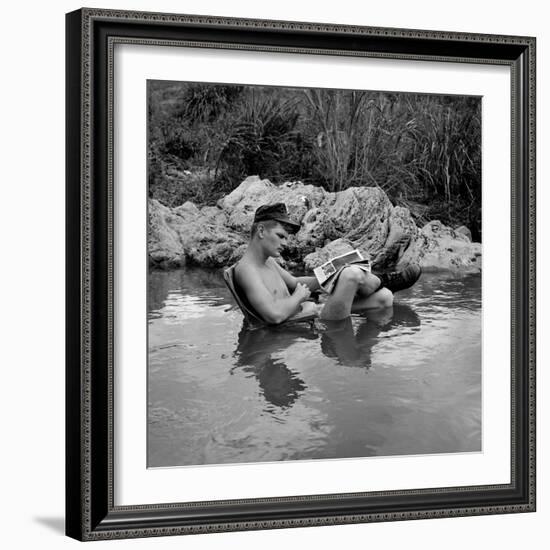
[148,269,482,467]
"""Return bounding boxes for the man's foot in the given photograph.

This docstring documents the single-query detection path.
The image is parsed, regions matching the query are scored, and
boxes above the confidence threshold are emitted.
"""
[376,264,422,293]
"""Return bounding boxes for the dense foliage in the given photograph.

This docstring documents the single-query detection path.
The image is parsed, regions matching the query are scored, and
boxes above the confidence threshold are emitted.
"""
[148,81,481,239]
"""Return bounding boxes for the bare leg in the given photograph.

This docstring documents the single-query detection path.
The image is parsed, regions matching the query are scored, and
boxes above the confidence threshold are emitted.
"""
[320,266,392,320]
[351,287,394,312]
[355,271,381,297]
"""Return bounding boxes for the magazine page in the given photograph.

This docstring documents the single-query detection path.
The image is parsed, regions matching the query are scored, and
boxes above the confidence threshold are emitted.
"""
[322,261,372,294]
[330,250,363,270]
[313,249,370,291]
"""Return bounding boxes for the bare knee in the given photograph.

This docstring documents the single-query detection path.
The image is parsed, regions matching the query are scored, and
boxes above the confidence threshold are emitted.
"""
[363,272,382,295]
[376,287,394,307]
[339,266,367,286]
[339,267,382,296]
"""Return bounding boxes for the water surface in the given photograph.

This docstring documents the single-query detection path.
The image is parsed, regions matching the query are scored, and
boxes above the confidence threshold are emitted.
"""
[148,267,481,467]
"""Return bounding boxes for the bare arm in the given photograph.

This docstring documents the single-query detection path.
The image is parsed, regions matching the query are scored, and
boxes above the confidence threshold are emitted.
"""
[295,276,321,291]
[268,259,320,292]
[236,264,311,324]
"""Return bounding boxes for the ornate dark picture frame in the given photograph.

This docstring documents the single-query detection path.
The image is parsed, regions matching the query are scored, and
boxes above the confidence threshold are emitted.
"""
[66,8,536,541]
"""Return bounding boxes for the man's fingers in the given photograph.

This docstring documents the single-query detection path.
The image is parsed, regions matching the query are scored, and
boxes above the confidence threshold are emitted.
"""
[294,282,311,301]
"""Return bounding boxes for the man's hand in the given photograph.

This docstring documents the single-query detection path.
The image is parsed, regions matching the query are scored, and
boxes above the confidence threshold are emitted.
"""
[293,282,311,303]
[300,300,323,317]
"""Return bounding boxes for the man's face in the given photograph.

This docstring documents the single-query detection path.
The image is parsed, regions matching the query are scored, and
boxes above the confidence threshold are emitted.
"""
[260,222,290,258]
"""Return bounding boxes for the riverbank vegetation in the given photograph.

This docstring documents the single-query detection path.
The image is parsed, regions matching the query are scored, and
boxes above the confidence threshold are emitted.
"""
[148,81,481,240]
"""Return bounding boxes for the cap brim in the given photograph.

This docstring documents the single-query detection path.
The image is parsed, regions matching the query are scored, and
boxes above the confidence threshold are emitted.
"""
[273,217,301,234]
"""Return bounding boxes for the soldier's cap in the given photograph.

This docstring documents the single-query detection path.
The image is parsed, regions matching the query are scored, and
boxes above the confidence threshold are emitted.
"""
[253,203,301,234]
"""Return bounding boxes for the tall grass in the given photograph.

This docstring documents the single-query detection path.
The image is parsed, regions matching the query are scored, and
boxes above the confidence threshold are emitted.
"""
[214,89,301,192]
[148,82,481,237]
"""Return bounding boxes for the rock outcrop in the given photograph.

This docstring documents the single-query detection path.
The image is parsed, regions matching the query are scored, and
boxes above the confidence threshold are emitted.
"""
[397,220,481,272]
[149,175,481,273]
[148,199,247,269]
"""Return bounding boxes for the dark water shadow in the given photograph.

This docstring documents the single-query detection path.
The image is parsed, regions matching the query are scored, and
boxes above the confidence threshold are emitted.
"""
[231,304,420,406]
[33,516,65,535]
[319,304,421,369]
[233,324,318,410]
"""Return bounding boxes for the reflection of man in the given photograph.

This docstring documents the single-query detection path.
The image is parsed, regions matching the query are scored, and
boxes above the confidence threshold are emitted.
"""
[320,304,421,368]
[234,325,316,409]
[234,203,421,324]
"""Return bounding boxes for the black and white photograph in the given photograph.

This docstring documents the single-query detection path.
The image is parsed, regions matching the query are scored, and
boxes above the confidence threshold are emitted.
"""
[2,0,544,545]
[58,1,537,544]
[147,81,483,468]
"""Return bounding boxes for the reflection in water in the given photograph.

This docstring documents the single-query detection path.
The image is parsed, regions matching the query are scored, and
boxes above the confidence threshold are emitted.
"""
[320,305,421,369]
[148,267,233,318]
[233,325,316,409]
[148,269,481,467]
[232,305,421,409]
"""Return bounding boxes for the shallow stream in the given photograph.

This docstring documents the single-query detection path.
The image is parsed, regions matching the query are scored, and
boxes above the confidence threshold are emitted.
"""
[148,268,481,467]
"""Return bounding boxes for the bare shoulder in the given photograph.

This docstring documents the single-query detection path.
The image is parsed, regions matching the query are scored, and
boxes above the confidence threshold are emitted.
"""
[266,257,281,271]
[267,257,296,288]
[234,258,260,288]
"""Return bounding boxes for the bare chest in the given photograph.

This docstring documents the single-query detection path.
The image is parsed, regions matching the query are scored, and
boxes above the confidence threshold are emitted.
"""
[258,265,289,298]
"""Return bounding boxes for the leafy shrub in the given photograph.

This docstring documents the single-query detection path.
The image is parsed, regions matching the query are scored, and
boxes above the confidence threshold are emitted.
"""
[147,81,482,238]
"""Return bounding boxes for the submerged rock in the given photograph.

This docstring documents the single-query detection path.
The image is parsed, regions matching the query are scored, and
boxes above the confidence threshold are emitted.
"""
[149,176,481,273]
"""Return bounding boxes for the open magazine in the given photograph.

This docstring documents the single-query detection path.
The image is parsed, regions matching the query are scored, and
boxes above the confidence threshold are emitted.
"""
[313,249,371,294]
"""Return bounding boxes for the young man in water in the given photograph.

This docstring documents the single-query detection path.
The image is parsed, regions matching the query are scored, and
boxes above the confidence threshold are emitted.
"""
[234,203,421,324]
